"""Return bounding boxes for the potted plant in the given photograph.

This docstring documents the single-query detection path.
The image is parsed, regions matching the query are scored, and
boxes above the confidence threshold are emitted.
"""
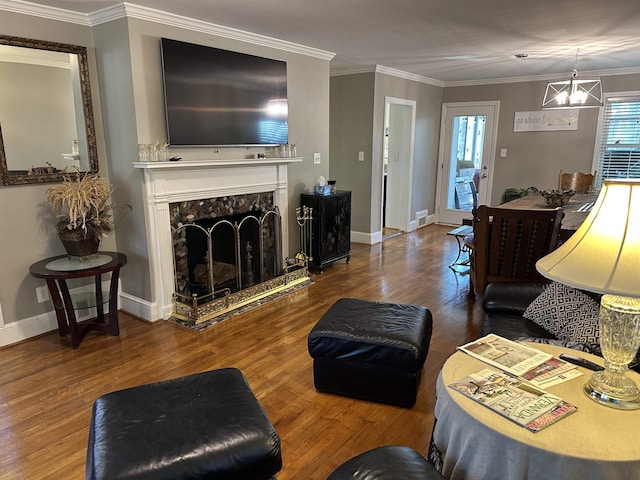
[46,171,116,257]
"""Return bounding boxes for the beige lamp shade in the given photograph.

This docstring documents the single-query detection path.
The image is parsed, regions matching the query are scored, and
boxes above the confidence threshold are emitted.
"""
[536,179,640,297]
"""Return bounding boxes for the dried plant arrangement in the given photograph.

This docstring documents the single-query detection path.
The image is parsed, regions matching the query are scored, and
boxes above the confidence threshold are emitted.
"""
[46,171,115,240]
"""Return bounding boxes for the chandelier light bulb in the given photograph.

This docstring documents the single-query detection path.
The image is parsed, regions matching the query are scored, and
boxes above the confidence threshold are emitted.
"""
[570,89,588,104]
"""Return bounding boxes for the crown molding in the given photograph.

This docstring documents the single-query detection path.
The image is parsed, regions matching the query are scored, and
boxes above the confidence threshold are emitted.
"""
[0,0,89,25]
[375,65,445,87]
[0,0,334,61]
[89,2,334,61]
[330,64,445,87]
[330,65,376,77]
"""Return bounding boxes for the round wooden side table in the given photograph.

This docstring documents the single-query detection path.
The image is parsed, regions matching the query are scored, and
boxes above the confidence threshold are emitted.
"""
[29,252,127,348]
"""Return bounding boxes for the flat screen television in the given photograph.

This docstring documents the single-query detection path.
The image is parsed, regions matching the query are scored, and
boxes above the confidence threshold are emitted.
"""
[160,38,288,146]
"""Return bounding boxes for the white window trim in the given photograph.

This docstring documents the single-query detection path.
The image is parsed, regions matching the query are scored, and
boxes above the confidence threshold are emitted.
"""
[592,90,640,188]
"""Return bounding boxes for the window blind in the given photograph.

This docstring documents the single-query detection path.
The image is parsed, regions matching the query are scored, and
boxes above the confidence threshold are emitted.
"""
[595,95,640,188]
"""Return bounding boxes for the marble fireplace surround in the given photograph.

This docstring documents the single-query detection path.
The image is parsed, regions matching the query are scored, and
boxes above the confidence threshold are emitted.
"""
[134,157,302,320]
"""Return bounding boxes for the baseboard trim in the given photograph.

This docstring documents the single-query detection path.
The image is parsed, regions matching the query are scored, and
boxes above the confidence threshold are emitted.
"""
[0,290,159,347]
[351,230,382,245]
[119,292,161,322]
[420,213,437,228]
[0,312,58,347]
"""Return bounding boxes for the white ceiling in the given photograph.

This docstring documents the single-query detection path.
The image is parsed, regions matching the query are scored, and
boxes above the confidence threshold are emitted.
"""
[10,0,640,84]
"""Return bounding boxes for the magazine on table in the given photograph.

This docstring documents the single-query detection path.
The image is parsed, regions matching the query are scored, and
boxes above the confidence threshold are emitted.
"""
[457,334,582,387]
[448,368,578,432]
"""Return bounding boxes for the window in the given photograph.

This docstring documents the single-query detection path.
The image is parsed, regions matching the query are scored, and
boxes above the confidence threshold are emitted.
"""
[593,93,640,189]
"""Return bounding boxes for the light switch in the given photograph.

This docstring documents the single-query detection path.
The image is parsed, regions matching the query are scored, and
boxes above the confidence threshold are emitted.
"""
[500,149,507,158]
[358,151,365,162]
[313,153,321,164]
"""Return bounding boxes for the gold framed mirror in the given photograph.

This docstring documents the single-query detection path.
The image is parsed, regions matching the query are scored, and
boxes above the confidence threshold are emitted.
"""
[0,35,98,185]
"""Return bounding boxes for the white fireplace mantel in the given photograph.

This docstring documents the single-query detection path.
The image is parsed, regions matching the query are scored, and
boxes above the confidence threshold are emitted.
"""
[134,157,303,320]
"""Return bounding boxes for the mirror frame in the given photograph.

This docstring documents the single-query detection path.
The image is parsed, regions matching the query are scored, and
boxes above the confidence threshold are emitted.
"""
[0,35,98,185]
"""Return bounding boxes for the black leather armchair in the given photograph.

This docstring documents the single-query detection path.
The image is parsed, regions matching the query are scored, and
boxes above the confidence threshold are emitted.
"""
[480,282,553,339]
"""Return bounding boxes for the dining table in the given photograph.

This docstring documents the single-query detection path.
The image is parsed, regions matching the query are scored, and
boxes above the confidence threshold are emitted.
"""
[499,192,598,242]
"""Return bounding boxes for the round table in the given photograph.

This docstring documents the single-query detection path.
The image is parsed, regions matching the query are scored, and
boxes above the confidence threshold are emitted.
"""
[433,343,640,480]
[29,252,127,348]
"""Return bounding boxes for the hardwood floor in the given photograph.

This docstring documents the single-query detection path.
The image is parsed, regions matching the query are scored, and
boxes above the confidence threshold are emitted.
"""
[0,224,484,479]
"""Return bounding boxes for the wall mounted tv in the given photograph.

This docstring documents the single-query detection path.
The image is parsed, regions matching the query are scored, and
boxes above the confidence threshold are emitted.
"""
[160,38,288,147]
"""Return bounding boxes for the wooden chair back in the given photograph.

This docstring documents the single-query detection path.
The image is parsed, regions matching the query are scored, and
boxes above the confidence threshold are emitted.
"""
[469,205,563,297]
[559,170,596,193]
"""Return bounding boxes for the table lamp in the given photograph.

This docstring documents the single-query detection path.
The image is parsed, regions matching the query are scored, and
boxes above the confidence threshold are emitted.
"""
[536,179,640,409]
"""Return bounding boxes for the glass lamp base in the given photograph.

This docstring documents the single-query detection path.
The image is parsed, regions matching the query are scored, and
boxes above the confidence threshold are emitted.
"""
[584,371,640,410]
[585,294,640,410]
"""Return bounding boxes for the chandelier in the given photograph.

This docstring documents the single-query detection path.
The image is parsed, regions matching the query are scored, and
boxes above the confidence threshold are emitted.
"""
[542,50,603,109]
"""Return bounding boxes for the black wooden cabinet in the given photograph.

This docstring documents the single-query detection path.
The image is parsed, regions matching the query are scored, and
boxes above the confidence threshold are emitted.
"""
[301,190,351,272]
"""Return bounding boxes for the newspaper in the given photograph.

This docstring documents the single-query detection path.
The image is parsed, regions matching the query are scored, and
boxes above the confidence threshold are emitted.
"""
[448,368,578,432]
[457,334,582,387]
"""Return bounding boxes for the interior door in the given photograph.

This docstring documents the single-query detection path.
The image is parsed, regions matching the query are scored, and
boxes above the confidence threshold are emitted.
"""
[436,102,499,225]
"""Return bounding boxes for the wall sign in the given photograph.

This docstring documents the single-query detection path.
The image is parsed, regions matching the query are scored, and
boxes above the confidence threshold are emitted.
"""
[513,110,579,132]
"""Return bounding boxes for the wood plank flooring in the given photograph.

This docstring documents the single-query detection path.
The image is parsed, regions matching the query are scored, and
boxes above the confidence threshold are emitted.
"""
[0,224,484,479]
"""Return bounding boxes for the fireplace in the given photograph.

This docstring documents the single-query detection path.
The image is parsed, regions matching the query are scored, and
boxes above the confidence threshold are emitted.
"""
[134,157,306,323]
[171,192,280,299]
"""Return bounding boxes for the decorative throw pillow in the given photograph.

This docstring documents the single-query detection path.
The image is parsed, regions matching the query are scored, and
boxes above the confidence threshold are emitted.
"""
[523,281,600,343]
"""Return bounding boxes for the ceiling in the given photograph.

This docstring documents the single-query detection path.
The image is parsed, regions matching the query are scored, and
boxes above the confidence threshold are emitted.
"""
[11,0,640,84]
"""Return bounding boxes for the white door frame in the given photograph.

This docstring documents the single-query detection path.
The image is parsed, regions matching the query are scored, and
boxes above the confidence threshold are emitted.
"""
[381,96,416,233]
[435,101,500,225]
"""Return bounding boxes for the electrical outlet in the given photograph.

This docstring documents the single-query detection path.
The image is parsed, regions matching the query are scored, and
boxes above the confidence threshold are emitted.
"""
[313,153,321,164]
[36,286,49,303]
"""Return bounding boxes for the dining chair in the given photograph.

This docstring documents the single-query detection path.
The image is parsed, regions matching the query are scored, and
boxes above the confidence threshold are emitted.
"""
[559,170,596,193]
[468,205,563,298]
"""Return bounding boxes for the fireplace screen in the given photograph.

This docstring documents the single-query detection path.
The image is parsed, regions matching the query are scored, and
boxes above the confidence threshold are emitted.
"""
[174,210,282,301]
[171,193,281,302]
[168,192,309,325]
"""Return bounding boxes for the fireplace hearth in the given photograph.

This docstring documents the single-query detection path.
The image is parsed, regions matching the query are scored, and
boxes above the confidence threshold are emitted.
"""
[134,156,304,323]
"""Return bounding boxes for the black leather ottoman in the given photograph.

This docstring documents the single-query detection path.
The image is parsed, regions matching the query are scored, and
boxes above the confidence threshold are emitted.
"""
[86,367,282,480]
[327,446,444,480]
[308,298,433,408]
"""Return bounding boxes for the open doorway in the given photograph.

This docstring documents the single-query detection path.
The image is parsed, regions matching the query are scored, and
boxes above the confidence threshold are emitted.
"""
[382,97,416,240]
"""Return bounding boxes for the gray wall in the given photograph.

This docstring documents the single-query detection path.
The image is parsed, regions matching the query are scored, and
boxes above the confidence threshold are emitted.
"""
[330,71,442,237]
[330,70,639,238]
[442,75,640,205]
[0,12,116,337]
[329,73,375,234]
